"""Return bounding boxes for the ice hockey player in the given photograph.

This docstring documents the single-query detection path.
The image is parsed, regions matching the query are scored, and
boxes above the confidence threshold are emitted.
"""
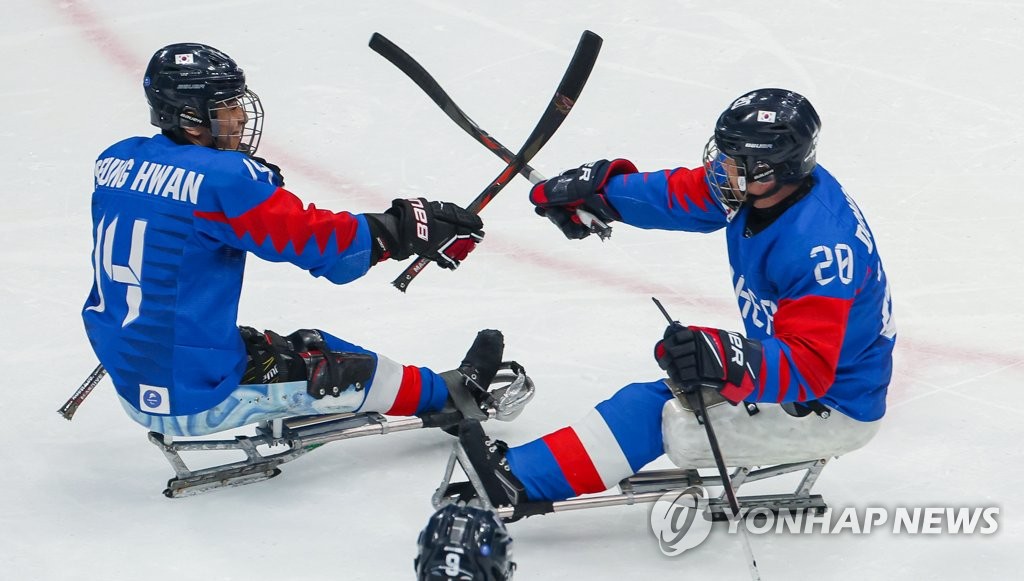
[82,43,518,436]
[415,504,515,580]
[455,88,896,510]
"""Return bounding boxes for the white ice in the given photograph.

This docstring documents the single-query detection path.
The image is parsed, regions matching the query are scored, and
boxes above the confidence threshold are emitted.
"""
[2,1,1022,579]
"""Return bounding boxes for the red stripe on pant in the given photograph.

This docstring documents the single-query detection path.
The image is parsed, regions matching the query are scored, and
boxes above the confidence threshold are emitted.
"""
[541,427,606,496]
[386,366,422,416]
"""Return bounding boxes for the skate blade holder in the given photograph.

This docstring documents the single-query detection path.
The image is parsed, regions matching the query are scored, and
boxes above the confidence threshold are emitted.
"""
[149,412,427,498]
[433,443,830,522]
[432,439,500,512]
[619,459,830,521]
[476,361,535,422]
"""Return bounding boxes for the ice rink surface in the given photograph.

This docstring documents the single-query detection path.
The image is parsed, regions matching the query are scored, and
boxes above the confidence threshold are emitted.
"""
[2,0,1022,579]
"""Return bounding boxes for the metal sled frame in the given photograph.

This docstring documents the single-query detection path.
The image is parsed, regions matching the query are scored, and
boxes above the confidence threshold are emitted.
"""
[433,442,830,522]
[149,412,436,498]
[147,364,534,497]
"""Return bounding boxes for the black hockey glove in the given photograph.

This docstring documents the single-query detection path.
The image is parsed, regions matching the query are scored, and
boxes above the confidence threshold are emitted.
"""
[529,158,637,239]
[250,156,285,186]
[654,323,763,404]
[366,198,484,269]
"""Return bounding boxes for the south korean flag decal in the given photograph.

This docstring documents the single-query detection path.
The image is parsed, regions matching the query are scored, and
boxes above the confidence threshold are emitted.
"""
[140,384,171,414]
[757,110,777,123]
[175,53,194,65]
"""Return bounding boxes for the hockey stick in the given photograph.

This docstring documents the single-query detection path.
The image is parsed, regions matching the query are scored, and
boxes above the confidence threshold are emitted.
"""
[369,33,612,239]
[57,363,107,420]
[378,31,604,292]
[653,297,762,581]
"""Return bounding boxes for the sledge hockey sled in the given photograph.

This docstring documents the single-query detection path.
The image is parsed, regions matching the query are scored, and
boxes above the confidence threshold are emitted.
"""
[151,412,444,498]
[149,364,534,498]
[433,442,830,523]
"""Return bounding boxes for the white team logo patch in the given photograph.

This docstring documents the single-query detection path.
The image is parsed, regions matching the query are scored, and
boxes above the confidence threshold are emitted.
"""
[174,53,194,65]
[757,110,777,123]
[139,384,171,415]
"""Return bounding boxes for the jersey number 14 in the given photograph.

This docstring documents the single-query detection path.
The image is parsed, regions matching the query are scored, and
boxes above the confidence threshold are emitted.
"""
[84,214,147,328]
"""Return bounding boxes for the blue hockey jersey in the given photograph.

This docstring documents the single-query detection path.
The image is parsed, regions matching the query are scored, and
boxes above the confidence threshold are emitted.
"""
[605,164,895,421]
[82,134,372,416]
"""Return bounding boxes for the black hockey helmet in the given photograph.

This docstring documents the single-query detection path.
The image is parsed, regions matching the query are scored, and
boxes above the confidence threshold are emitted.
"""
[703,88,820,209]
[415,504,515,581]
[144,43,263,154]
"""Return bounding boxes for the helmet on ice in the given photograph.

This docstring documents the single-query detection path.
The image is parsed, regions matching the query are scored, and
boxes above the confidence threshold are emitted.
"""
[415,504,515,581]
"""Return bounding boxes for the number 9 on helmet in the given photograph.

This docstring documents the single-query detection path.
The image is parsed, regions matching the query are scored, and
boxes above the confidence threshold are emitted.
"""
[415,504,516,581]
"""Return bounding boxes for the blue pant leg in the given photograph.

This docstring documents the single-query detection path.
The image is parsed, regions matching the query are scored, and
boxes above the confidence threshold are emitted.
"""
[506,379,673,502]
[595,379,674,472]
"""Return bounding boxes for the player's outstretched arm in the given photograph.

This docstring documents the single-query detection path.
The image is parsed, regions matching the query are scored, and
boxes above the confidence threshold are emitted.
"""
[603,165,728,233]
[530,159,730,237]
[194,184,372,284]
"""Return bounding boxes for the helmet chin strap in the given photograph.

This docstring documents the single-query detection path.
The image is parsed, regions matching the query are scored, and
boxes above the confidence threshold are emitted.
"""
[744,176,812,209]
[743,181,786,207]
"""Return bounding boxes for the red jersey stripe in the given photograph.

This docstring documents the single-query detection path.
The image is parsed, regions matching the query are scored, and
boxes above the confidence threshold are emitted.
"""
[194,187,359,255]
[774,295,854,399]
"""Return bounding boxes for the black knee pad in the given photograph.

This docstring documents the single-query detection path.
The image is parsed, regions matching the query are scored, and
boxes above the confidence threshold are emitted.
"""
[240,327,375,398]
[301,350,375,399]
[283,328,375,399]
[285,328,326,351]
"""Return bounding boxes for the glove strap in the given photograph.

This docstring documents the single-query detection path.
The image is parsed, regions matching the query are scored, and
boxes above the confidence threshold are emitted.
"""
[365,212,404,264]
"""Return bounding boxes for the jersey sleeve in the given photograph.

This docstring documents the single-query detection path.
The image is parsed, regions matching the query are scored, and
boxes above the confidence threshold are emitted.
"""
[192,155,372,285]
[603,166,729,233]
[745,234,859,404]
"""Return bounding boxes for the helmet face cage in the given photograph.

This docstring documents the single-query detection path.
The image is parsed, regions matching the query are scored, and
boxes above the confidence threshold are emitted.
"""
[703,137,747,211]
[208,88,264,154]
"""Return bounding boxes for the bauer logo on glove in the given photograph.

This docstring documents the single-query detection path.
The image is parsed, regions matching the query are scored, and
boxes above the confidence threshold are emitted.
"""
[366,197,485,269]
[654,323,763,403]
[529,158,636,239]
